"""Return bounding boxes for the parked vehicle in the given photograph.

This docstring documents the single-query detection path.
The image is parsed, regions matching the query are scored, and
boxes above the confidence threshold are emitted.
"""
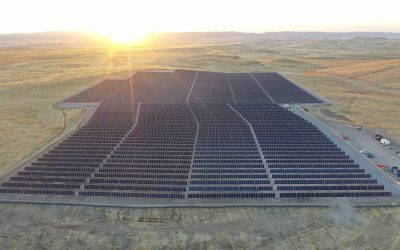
[380,138,391,146]
[394,169,400,177]
[360,149,374,158]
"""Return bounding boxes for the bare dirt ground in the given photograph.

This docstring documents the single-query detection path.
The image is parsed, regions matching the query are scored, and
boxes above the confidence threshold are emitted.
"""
[307,107,400,183]
[0,203,400,249]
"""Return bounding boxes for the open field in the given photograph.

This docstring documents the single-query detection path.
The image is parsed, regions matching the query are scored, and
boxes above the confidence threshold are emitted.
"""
[1,36,400,248]
[1,203,400,249]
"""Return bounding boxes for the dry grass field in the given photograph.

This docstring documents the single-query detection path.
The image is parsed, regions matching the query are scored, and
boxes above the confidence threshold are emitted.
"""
[0,203,400,249]
[0,37,400,248]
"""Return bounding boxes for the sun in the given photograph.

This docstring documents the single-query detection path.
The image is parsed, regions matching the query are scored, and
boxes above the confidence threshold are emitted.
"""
[100,29,149,44]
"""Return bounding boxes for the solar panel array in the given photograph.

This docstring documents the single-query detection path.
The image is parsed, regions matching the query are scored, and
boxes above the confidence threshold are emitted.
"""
[189,71,234,104]
[0,69,390,199]
[188,105,274,198]
[251,73,322,104]
[1,79,137,196]
[228,73,273,104]
[64,79,128,102]
[81,103,196,198]
[234,105,389,198]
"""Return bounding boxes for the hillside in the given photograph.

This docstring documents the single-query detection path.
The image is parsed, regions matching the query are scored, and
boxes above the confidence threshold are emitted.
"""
[1,31,400,48]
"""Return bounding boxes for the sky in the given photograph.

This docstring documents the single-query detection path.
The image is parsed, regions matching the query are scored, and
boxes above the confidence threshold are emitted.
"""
[1,0,399,41]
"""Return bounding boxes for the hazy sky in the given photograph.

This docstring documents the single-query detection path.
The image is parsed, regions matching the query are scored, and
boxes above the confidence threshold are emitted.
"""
[1,0,399,40]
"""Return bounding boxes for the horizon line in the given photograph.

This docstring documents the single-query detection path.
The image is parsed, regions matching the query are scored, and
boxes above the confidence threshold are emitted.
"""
[1,30,400,36]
